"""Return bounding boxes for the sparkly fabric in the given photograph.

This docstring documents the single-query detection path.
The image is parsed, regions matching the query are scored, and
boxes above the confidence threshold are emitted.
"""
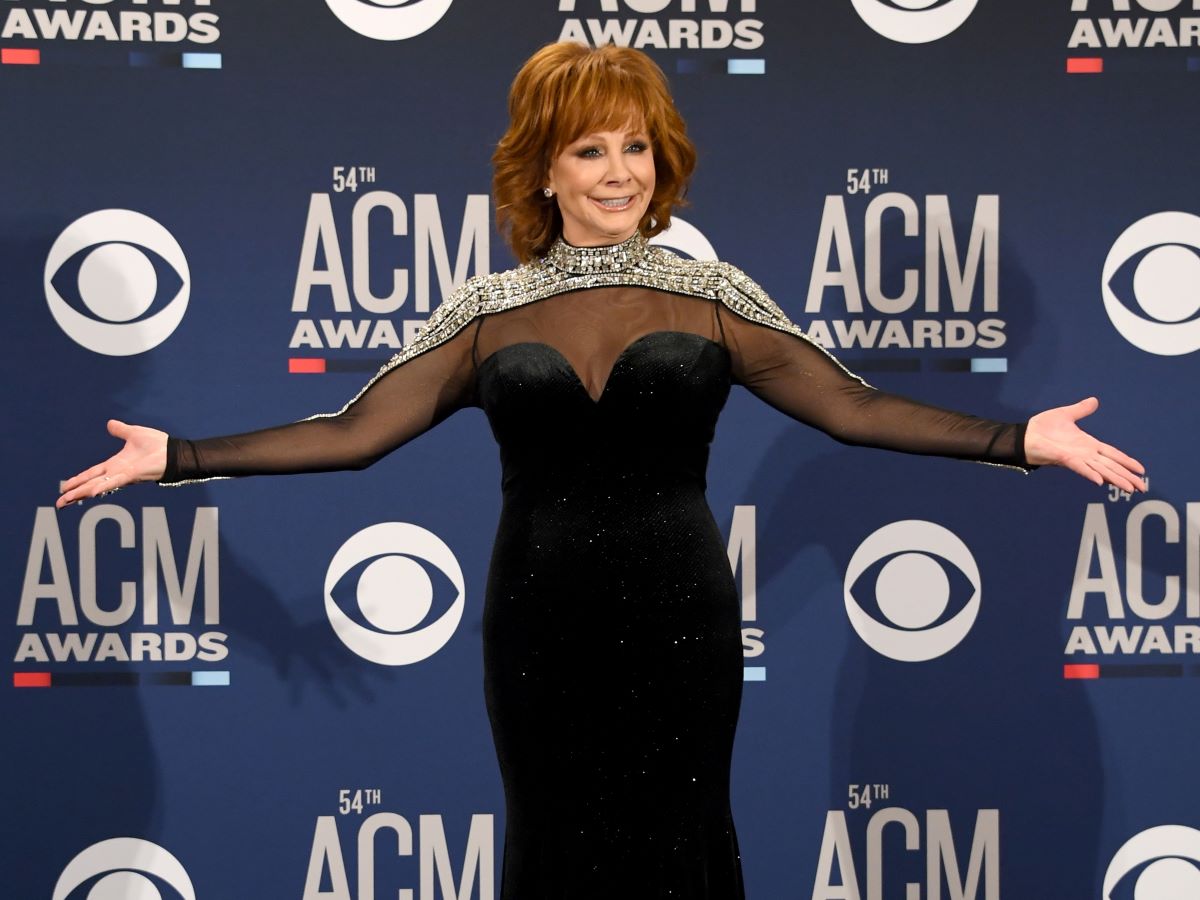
[479,329,745,897]
[159,233,1031,897]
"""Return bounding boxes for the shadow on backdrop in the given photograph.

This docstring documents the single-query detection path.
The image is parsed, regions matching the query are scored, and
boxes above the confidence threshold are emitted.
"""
[742,226,1105,899]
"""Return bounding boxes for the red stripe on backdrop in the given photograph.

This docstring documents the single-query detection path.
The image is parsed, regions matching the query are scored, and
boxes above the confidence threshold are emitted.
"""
[1066,58,1103,74]
[289,358,326,374]
[1063,664,1100,679]
[1,48,42,65]
[13,673,52,687]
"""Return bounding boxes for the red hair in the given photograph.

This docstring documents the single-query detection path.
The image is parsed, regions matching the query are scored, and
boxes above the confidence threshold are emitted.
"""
[493,42,697,263]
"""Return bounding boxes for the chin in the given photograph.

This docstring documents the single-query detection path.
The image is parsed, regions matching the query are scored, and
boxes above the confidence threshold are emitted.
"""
[565,205,649,246]
[598,215,643,240]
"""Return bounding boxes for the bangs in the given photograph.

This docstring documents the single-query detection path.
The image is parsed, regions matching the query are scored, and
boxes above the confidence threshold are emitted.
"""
[546,61,663,154]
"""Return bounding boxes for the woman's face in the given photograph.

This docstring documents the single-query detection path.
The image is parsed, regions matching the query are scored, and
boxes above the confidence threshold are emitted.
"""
[546,125,655,247]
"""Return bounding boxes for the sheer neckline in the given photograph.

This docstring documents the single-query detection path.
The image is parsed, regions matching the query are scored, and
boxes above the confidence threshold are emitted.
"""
[477,330,726,405]
[543,231,648,275]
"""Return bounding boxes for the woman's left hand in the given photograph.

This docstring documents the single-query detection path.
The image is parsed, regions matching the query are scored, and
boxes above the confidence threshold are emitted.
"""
[1025,397,1146,493]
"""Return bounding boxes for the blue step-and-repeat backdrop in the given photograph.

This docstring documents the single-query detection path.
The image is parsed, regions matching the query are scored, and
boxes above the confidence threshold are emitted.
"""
[3,1,1199,897]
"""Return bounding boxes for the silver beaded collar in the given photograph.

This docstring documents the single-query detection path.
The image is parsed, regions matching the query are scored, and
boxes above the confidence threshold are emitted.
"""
[543,232,648,275]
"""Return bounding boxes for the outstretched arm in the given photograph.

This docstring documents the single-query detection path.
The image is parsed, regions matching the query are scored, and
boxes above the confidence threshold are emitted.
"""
[722,308,1145,490]
[57,322,478,508]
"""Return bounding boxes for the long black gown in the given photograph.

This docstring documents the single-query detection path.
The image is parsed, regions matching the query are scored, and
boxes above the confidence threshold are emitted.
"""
[161,233,1029,899]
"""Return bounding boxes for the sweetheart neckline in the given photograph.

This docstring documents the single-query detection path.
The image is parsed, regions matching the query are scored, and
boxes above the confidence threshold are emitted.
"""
[476,329,729,405]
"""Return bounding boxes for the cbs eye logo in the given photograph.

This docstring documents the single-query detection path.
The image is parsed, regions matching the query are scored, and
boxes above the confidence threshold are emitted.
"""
[1103,825,1200,900]
[53,838,194,900]
[324,522,465,665]
[649,215,718,262]
[843,519,980,662]
[851,0,979,44]
[1102,211,1200,356]
[324,0,454,40]
[44,209,190,357]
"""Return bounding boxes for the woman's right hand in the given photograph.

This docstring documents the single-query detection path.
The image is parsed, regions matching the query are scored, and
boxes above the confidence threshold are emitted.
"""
[56,419,169,509]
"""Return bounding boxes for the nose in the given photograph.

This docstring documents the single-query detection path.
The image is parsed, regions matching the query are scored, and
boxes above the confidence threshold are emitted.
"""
[605,151,632,184]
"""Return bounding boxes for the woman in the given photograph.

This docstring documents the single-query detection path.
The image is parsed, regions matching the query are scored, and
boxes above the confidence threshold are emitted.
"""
[58,42,1143,899]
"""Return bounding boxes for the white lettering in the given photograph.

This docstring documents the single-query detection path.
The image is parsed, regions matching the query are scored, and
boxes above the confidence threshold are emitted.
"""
[867,808,920,900]
[420,814,494,900]
[79,505,137,627]
[1064,626,1098,654]
[33,9,87,39]
[924,195,999,314]
[926,810,1000,900]
[1068,504,1124,619]
[352,192,409,314]
[18,508,76,627]
[865,193,920,314]
[812,811,862,900]
[302,817,351,900]
[359,813,412,900]
[142,507,219,626]
[807,197,863,313]
[294,194,353,314]
[1126,500,1180,619]
[726,505,756,621]
[415,195,490,314]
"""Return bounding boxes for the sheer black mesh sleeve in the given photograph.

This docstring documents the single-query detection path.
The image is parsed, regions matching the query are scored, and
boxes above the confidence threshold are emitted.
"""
[160,324,477,484]
[720,306,1031,471]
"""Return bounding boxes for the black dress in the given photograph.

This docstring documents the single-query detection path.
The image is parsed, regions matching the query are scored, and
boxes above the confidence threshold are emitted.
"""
[162,233,1029,898]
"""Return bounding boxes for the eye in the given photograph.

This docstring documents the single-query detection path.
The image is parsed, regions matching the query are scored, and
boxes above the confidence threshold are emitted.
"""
[1102,212,1200,356]
[843,520,981,662]
[53,838,195,900]
[1103,826,1200,900]
[323,522,465,666]
[44,209,190,357]
[624,142,648,153]
[576,146,602,159]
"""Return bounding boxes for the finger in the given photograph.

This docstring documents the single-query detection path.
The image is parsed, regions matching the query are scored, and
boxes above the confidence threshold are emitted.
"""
[60,460,113,493]
[1099,456,1148,492]
[1092,456,1142,495]
[1102,457,1148,493]
[59,473,125,508]
[1074,459,1105,487]
[57,482,96,508]
[1089,456,1134,493]
[1068,396,1100,422]
[107,418,131,439]
[1098,443,1145,475]
[1114,464,1149,493]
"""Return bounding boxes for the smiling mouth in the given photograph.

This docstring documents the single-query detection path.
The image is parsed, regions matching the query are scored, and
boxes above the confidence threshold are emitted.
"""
[591,196,635,211]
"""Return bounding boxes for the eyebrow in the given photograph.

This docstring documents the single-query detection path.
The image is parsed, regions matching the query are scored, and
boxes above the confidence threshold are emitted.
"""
[573,130,650,142]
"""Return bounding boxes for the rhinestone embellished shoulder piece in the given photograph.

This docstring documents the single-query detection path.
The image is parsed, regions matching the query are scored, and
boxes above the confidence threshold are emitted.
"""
[301,273,486,422]
[328,231,870,414]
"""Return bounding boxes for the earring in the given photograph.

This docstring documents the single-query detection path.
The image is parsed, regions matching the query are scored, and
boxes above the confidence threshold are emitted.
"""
[543,187,554,198]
